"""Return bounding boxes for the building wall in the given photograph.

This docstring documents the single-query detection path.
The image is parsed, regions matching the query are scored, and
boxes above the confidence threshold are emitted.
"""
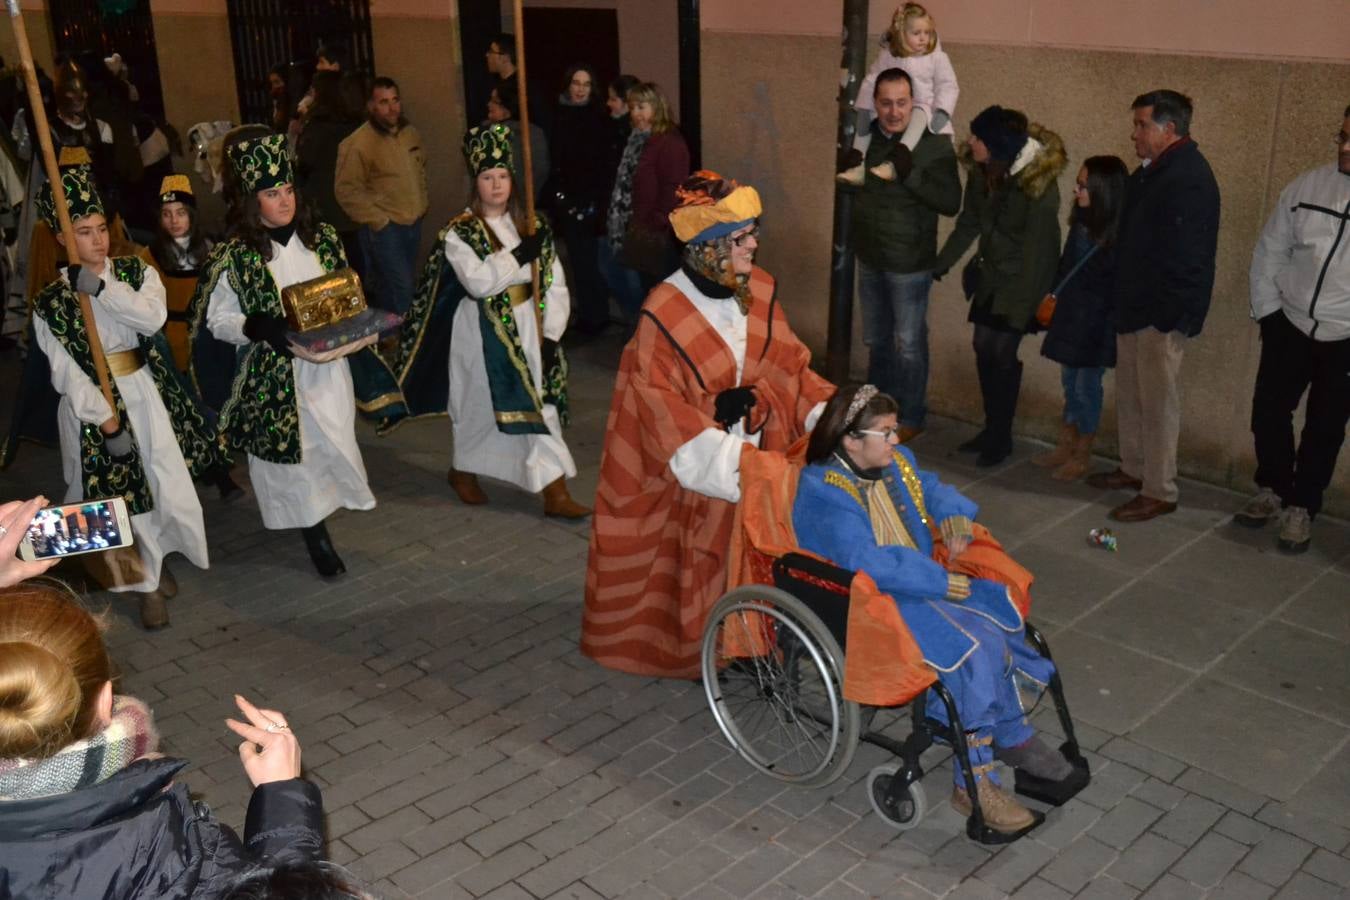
[700,2,1350,512]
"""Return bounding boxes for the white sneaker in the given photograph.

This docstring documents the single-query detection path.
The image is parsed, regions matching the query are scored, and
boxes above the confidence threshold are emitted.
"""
[1277,506,1311,554]
[1234,487,1280,527]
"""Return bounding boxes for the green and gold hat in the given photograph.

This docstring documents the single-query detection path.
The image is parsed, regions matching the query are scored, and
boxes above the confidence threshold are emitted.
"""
[462,123,514,177]
[36,164,104,231]
[226,132,294,193]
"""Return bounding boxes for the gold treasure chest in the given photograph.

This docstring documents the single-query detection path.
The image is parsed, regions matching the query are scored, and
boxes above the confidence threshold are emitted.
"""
[281,267,367,332]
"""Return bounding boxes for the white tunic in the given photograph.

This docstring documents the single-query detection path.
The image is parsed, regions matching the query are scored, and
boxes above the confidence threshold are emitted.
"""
[205,234,375,529]
[665,269,826,504]
[443,213,576,493]
[33,261,208,592]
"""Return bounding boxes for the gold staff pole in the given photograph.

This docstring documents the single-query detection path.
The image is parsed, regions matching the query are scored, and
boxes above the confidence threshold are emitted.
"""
[511,2,542,326]
[6,0,118,424]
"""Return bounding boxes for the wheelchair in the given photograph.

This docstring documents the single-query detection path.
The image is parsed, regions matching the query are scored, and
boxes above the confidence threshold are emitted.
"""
[701,549,1091,845]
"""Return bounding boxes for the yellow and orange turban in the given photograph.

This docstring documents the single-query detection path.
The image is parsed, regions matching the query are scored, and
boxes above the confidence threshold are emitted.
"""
[668,170,762,244]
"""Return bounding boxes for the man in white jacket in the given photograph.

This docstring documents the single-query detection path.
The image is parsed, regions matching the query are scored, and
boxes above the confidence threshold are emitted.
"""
[1236,104,1350,553]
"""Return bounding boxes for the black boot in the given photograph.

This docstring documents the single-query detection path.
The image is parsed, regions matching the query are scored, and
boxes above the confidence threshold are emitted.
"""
[301,522,346,577]
[977,361,1022,467]
[959,356,994,454]
[202,463,243,502]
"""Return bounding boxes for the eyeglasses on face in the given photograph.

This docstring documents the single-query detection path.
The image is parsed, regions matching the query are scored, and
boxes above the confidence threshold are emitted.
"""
[1335,132,1350,147]
[731,226,760,247]
[855,426,900,440]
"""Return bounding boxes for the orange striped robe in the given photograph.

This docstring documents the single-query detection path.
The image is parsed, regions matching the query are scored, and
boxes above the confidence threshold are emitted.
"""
[581,266,835,678]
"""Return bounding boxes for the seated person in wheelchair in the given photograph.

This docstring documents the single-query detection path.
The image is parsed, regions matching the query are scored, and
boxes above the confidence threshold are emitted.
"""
[792,384,1076,835]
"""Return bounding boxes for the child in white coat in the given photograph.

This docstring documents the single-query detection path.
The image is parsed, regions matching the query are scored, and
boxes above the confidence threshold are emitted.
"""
[839,2,960,184]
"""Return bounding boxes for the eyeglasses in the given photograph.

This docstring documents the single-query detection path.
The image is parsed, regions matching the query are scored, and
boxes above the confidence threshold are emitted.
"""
[1073,182,1089,193]
[731,226,760,247]
[1336,132,1350,147]
[855,426,900,440]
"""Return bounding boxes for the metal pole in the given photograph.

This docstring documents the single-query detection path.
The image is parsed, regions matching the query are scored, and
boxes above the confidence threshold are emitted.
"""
[6,0,118,424]
[510,1,541,326]
[826,0,868,384]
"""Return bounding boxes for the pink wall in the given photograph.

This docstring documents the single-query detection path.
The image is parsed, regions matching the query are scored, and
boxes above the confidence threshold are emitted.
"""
[701,0,1350,62]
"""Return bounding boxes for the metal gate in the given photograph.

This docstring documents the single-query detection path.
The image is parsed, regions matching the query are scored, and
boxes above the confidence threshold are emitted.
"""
[47,0,166,122]
[226,0,375,127]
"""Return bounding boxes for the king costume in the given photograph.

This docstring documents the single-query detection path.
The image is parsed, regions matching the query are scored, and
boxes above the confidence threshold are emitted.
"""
[30,166,216,623]
[192,133,401,575]
[581,172,836,678]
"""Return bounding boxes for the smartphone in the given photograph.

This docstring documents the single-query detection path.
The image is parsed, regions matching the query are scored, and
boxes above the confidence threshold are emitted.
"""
[17,497,134,561]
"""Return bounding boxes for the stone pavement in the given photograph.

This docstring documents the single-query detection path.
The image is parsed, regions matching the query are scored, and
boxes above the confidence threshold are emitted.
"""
[2,333,1349,900]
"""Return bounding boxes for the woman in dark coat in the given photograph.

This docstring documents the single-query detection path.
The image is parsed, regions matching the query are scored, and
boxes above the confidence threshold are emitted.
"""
[620,81,690,294]
[1034,155,1128,481]
[935,105,1067,467]
[547,64,611,335]
[0,582,324,899]
[296,71,364,273]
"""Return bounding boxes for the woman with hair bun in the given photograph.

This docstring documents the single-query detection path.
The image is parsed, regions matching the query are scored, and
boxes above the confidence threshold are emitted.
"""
[0,581,324,898]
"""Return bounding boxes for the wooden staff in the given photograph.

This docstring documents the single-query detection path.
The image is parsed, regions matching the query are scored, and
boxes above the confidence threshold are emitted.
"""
[510,2,542,326]
[6,0,117,423]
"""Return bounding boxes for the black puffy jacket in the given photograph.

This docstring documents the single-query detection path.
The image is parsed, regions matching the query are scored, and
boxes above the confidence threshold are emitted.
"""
[0,757,323,899]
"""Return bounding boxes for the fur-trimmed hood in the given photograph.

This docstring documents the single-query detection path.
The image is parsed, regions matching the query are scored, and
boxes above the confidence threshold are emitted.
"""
[958,122,1068,200]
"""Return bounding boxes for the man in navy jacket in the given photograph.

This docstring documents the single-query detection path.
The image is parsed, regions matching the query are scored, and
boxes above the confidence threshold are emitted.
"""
[1087,89,1221,522]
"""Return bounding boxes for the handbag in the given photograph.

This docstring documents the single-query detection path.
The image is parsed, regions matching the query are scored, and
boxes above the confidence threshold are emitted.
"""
[960,254,982,301]
[619,224,673,276]
[1035,243,1099,328]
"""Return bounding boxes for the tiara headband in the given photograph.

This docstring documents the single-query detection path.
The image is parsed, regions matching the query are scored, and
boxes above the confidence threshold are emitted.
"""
[845,385,879,428]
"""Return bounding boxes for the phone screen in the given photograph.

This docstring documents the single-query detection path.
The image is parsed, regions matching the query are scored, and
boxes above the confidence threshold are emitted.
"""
[24,500,128,559]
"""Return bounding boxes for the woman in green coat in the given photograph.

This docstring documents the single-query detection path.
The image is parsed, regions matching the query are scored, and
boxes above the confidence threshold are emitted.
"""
[936,106,1067,466]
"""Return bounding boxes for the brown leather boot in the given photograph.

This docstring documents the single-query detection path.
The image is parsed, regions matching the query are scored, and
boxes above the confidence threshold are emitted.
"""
[1052,431,1095,482]
[950,779,1037,834]
[157,563,178,599]
[1032,422,1076,468]
[138,590,170,630]
[541,477,592,519]
[447,468,488,505]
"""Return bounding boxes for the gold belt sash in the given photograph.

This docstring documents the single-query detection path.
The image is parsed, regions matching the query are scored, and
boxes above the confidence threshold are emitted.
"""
[105,348,145,377]
[506,283,533,307]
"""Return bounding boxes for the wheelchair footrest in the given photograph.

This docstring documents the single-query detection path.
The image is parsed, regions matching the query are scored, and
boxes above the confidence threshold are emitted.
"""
[1013,742,1091,807]
[967,808,1044,845]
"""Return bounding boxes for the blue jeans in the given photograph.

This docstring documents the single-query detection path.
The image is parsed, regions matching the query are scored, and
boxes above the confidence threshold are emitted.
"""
[858,262,933,429]
[359,218,423,315]
[1060,365,1105,433]
[597,236,646,322]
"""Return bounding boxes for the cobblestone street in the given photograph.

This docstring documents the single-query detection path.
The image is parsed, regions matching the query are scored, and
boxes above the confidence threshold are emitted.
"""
[3,334,1349,899]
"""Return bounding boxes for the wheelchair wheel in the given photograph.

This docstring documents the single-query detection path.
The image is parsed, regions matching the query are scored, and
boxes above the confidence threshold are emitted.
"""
[867,763,926,830]
[701,585,861,787]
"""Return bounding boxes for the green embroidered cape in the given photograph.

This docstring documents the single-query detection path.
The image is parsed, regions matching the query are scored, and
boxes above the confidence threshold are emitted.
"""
[186,223,406,463]
[31,257,230,515]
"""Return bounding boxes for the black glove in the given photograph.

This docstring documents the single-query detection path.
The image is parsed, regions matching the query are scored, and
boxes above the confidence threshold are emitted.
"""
[889,142,914,181]
[713,386,757,430]
[542,338,561,373]
[511,231,545,267]
[243,313,294,357]
[102,424,135,461]
[837,147,864,173]
[66,264,105,297]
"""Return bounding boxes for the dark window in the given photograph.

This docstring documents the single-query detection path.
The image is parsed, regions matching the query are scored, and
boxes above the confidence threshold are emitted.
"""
[47,0,166,122]
[225,0,375,127]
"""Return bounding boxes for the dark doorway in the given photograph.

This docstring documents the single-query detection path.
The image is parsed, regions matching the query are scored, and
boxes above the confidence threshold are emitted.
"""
[225,0,376,127]
[47,0,166,122]
[521,8,620,107]
[456,0,501,130]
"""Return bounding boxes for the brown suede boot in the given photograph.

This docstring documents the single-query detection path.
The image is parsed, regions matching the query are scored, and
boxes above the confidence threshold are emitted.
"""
[157,563,178,599]
[447,468,488,505]
[138,590,170,630]
[950,778,1037,834]
[1052,431,1095,482]
[541,477,592,519]
[1032,422,1076,468]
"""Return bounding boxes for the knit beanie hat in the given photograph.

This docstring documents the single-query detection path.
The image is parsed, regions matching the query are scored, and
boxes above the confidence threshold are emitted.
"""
[969,105,1029,163]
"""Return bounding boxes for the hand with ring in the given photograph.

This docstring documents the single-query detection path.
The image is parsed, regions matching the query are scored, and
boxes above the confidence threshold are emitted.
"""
[1,496,60,589]
[225,694,303,786]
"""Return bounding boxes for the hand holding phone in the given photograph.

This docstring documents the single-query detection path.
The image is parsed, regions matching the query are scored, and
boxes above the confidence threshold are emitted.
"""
[1,496,60,588]
[16,496,134,565]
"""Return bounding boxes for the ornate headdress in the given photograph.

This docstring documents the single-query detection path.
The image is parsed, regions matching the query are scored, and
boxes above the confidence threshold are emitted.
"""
[36,164,104,231]
[462,124,514,177]
[845,385,880,428]
[158,173,195,207]
[669,170,762,244]
[225,132,293,193]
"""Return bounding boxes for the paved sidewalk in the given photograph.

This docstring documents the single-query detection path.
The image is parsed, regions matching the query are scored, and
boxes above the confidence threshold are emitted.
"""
[2,333,1348,899]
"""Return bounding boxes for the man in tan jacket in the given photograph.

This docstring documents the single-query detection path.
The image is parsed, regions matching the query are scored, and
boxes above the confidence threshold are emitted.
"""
[335,76,428,314]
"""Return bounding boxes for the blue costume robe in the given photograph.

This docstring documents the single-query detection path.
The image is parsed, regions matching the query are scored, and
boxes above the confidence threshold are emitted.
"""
[792,447,1054,786]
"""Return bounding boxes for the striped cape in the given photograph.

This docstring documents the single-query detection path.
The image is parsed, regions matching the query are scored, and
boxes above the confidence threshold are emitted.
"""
[581,266,835,678]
